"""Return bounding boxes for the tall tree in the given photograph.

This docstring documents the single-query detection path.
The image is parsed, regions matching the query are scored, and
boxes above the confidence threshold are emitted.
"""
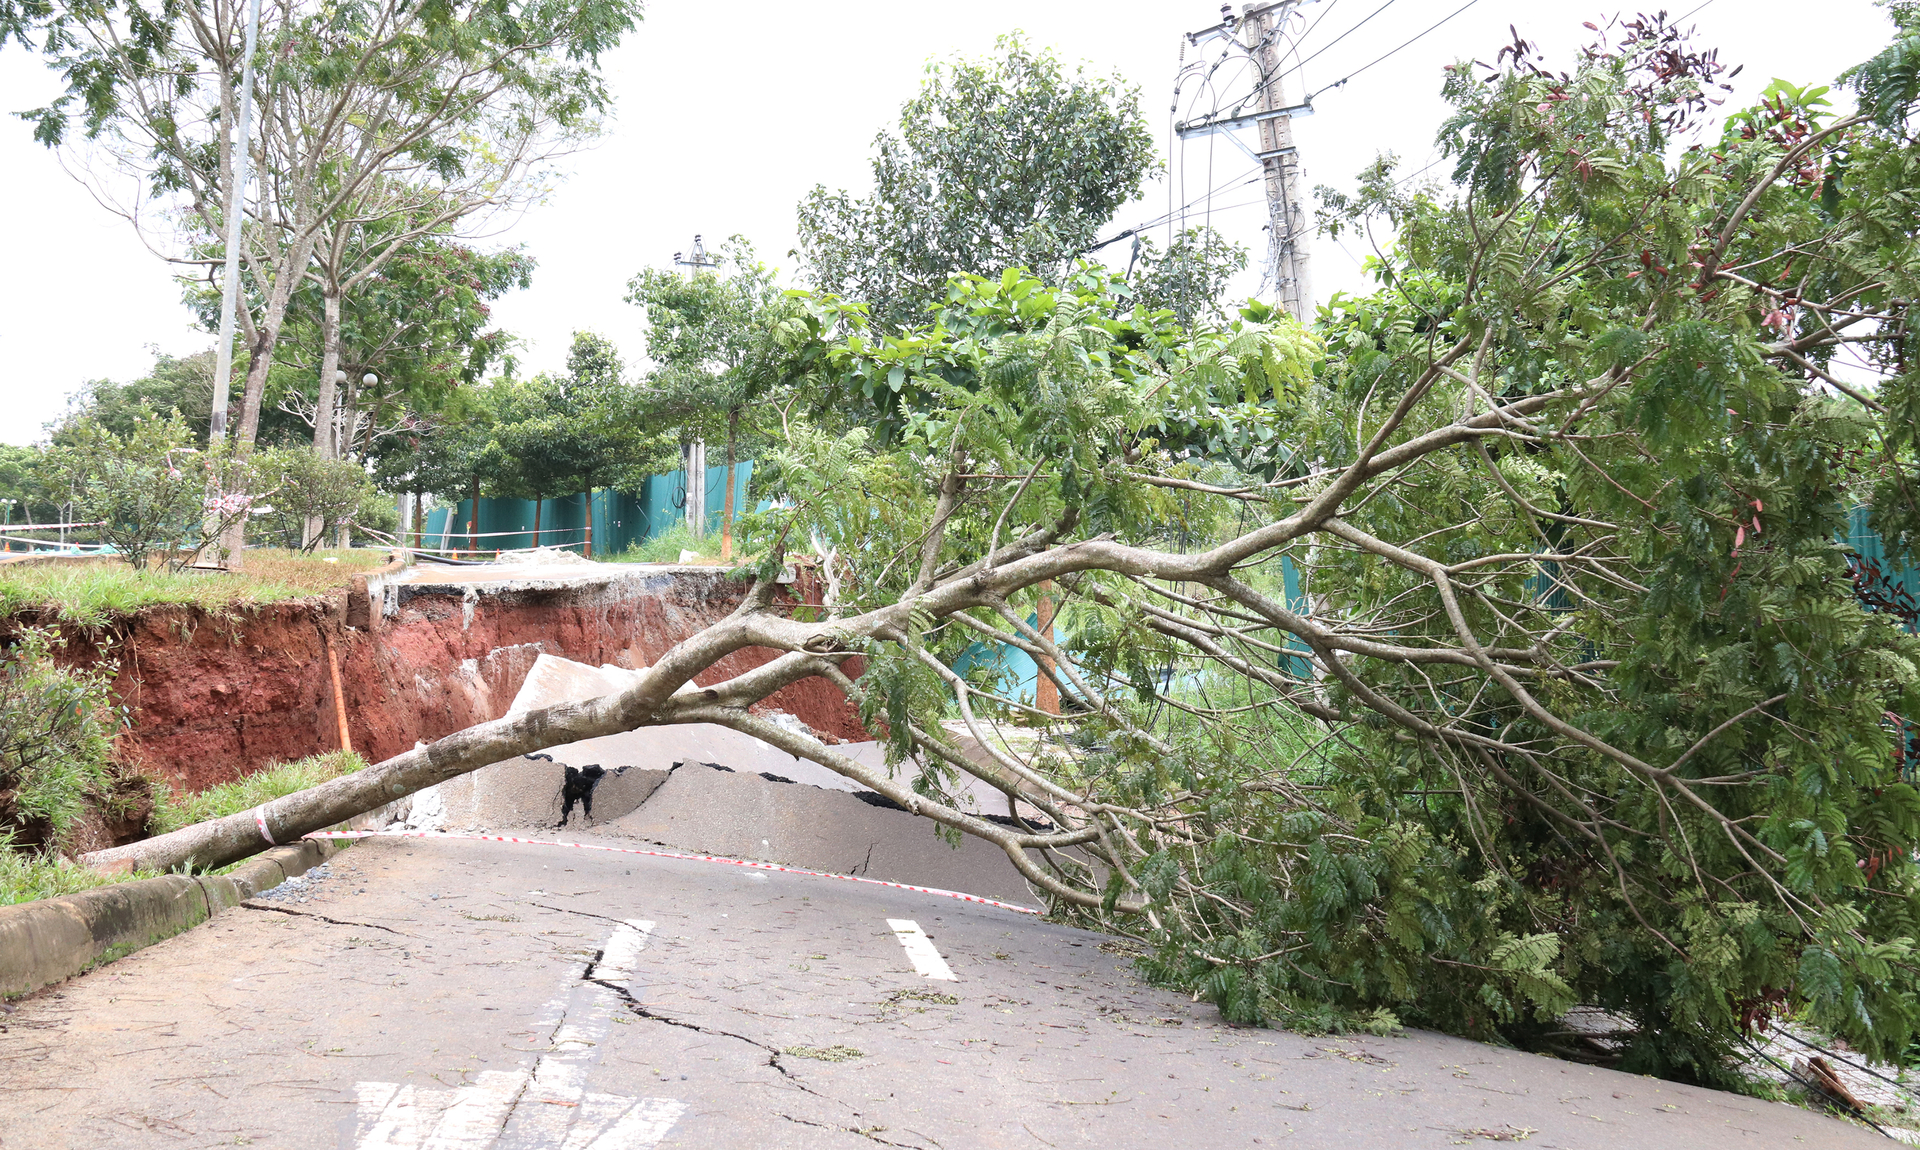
[482,333,649,557]
[626,238,795,559]
[265,236,534,464]
[794,34,1156,330]
[1127,226,1250,330]
[3,0,640,457]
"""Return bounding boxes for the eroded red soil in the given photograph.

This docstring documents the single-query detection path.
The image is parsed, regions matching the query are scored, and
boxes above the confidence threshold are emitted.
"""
[29,568,862,791]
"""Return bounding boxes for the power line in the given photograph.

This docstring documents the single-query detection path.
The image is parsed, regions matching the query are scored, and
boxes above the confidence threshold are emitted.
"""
[1278,0,1402,86]
[1309,0,1484,100]
[1295,0,1346,47]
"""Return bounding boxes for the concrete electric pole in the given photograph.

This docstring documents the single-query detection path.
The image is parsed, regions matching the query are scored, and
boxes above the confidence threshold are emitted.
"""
[210,0,263,444]
[673,234,718,275]
[1240,2,1313,321]
[672,235,717,540]
[1173,1,1316,322]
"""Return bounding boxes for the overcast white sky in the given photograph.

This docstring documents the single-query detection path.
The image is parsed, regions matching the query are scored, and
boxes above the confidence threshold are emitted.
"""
[0,0,1894,445]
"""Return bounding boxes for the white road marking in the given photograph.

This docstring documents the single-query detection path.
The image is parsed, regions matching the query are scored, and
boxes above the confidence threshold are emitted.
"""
[353,1072,522,1150]
[887,918,958,981]
[352,919,683,1150]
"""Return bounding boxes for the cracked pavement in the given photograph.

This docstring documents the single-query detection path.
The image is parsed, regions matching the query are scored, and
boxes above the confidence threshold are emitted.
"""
[0,832,1882,1148]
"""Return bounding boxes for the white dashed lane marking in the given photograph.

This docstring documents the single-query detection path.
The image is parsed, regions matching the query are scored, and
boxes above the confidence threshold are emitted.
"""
[887,918,958,981]
[351,919,686,1150]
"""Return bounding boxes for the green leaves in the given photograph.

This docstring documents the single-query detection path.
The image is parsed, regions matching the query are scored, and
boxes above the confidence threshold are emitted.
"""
[1844,27,1920,127]
[40,411,260,570]
[794,34,1156,331]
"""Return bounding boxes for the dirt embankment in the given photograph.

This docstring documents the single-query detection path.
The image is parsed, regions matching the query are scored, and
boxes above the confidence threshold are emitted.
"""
[26,568,862,792]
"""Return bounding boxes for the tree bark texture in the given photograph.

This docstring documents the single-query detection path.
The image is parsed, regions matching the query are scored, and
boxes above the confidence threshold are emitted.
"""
[721,409,739,561]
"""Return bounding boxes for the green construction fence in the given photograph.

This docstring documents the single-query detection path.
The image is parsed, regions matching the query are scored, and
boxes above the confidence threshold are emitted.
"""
[416,460,754,556]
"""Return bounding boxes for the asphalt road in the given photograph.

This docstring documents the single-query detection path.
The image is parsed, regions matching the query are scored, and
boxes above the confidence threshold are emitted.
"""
[0,832,1881,1149]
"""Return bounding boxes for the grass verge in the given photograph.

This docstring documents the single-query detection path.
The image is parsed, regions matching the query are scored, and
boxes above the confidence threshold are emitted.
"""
[0,837,146,905]
[0,751,367,905]
[0,549,386,624]
[150,750,366,835]
[610,520,731,565]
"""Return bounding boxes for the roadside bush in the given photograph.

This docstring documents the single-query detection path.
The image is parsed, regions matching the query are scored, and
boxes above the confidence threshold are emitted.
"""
[612,518,717,564]
[38,413,261,569]
[354,488,400,542]
[0,629,120,846]
[256,446,377,551]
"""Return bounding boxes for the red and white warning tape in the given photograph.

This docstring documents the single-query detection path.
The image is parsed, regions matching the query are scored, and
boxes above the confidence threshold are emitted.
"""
[301,829,1042,915]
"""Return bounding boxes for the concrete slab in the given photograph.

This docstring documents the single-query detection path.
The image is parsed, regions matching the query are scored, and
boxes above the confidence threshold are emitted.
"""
[385,756,671,832]
[602,763,1043,905]
[396,559,710,588]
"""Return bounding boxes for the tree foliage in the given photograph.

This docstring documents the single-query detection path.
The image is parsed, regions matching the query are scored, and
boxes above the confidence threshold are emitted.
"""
[1128,226,1250,330]
[794,34,1156,330]
[627,237,801,549]
[677,17,1920,1079]
[3,0,639,454]
[39,413,262,569]
[254,446,379,551]
[475,333,654,525]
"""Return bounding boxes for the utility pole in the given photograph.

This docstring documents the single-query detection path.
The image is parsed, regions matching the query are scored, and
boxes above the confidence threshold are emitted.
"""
[1241,2,1312,320]
[1174,1,1315,322]
[672,235,717,540]
[673,234,718,275]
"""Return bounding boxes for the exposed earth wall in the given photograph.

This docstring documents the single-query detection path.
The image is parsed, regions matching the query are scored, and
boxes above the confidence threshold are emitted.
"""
[23,567,862,791]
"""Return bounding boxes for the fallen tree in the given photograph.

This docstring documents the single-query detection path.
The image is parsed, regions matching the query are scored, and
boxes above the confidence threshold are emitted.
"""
[87,16,1920,1085]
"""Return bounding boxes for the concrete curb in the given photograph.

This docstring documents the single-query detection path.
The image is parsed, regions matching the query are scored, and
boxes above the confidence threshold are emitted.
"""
[0,838,344,999]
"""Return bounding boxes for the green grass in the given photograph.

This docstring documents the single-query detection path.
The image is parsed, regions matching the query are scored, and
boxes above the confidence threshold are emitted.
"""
[0,751,366,905]
[0,549,386,624]
[0,836,147,905]
[610,520,731,565]
[150,750,367,834]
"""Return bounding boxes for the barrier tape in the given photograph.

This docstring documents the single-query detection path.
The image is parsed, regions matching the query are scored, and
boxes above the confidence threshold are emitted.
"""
[302,829,1042,915]
[254,806,277,845]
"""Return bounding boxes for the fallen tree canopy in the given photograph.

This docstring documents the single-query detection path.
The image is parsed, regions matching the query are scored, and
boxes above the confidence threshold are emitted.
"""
[88,17,1920,1085]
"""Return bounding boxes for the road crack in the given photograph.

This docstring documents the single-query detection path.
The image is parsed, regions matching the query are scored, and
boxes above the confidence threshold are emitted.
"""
[778,1112,930,1148]
[239,903,408,935]
[587,976,888,1121]
[528,901,632,924]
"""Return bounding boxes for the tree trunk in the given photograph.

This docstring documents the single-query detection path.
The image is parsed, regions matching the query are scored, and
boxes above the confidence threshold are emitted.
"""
[583,487,594,559]
[532,498,542,550]
[721,408,739,562]
[468,474,480,555]
[339,377,361,462]
[1035,581,1060,716]
[412,489,424,551]
[304,289,342,550]
[313,288,342,458]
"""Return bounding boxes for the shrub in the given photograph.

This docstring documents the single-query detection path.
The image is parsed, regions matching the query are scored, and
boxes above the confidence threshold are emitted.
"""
[38,413,261,569]
[255,446,378,551]
[0,629,119,846]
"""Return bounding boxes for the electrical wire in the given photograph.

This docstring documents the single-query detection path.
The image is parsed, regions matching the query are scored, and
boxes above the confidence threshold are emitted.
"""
[1294,0,1345,48]
[1083,167,1265,254]
[1308,0,1485,101]
[1276,0,1403,87]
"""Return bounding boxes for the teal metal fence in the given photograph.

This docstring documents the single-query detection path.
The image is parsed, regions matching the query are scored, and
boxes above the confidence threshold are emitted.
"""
[415,461,755,556]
